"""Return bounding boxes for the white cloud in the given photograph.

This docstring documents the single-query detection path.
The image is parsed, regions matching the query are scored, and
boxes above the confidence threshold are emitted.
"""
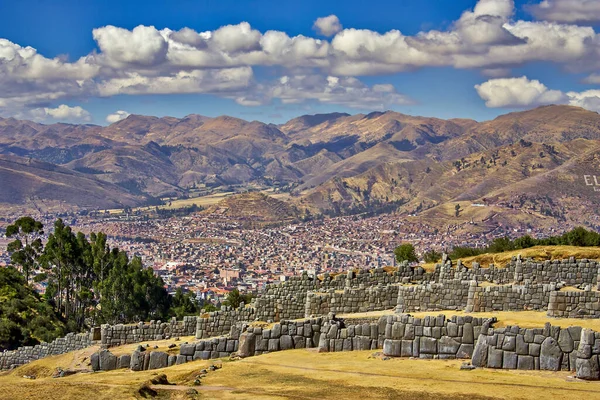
[475,76,600,112]
[3,0,600,118]
[240,74,413,109]
[106,110,130,123]
[313,15,343,37]
[27,104,92,123]
[475,76,566,107]
[92,25,168,67]
[565,89,600,110]
[97,67,253,96]
[528,0,600,23]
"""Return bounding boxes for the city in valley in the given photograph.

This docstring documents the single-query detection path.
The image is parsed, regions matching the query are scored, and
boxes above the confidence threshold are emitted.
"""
[3,0,600,399]
[0,205,576,306]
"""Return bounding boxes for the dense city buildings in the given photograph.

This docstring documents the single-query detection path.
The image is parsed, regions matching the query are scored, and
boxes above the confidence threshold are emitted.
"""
[1,209,569,307]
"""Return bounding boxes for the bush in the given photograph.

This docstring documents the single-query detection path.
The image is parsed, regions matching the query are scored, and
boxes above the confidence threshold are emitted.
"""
[394,243,418,264]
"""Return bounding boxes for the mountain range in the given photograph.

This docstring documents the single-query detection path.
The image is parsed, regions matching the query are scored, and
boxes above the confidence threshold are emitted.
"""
[1,105,599,230]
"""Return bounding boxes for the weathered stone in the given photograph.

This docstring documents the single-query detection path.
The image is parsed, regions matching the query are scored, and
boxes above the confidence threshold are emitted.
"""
[318,333,329,353]
[238,332,255,358]
[457,344,474,359]
[99,349,117,371]
[517,355,534,370]
[502,336,516,352]
[419,337,437,354]
[168,355,176,367]
[487,347,503,369]
[502,351,517,369]
[540,337,562,371]
[438,337,461,354]
[118,354,131,369]
[91,352,100,371]
[383,339,401,357]
[401,340,413,357]
[180,343,196,356]
[471,336,488,367]
[130,350,145,371]
[516,335,528,355]
[280,335,293,350]
[576,355,600,380]
[558,329,574,353]
[148,351,169,370]
[175,355,187,365]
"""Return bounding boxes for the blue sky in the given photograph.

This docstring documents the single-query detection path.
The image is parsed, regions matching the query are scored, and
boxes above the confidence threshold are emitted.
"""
[1,0,600,125]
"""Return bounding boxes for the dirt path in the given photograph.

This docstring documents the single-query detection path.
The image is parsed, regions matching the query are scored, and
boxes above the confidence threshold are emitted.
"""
[150,384,235,391]
[242,360,600,395]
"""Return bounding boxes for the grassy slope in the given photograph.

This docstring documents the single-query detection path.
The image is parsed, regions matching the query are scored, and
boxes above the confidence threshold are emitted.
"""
[2,346,599,399]
[421,246,600,272]
[3,312,600,399]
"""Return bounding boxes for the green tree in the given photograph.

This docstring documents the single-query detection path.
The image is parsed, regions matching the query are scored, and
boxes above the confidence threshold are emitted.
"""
[170,288,199,319]
[454,204,461,217]
[0,266,66,350]
[97,256,170,324]
[423,249,442,263]
[6,217,44,283]
[223,289,252,309]
[394,243,418,264]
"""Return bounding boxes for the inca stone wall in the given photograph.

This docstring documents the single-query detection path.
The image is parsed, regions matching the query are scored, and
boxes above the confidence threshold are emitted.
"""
[101,316,198,346]
[195,306,256,339]
[305,284,399,316]
[0,332,95,370]
[547,291,600,318]
[396,281,471,313]
[471,322,581,372]
[468,283,555,313]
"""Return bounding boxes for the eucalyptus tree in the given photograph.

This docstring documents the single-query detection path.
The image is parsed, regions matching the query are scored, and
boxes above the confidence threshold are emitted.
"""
[6,217,44,284]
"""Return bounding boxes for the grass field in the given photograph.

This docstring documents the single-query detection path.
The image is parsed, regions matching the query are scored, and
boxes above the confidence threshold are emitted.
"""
[4,310,600,399]
[422,245,600,271]
[2,346,599,399]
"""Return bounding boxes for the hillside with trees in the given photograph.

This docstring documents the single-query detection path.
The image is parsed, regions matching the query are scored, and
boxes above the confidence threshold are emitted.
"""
[1,217,199,350]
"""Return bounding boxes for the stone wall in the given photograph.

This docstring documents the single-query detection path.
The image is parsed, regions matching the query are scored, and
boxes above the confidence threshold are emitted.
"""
[547,291,600,318]
[305,284,399,316]
[0,332,95,370]
[195,306,255,339]
[101,316,198,346]
[468,283,554,313]
[471,322,580,371]
[396,281,471,313]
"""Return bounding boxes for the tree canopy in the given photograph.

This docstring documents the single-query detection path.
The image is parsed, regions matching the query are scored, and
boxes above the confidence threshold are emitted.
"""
[2,216,180,348]
[394,243,418,264]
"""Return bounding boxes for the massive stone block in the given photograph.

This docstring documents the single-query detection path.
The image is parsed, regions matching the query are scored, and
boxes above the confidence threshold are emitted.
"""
[576,355,600,380]
[130,350,145,371]
[99,349,117,371]
[238,332,255,358]
[180,343,196,356]
[471,336,488,367]
[91,352,100,371]
[540,337,562,371]
[148,351,169,370]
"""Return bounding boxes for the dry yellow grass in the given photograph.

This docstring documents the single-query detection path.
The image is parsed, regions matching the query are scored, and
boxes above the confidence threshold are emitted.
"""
[3,348,600,399]
[421,245,600,271]
[340,309,600,330]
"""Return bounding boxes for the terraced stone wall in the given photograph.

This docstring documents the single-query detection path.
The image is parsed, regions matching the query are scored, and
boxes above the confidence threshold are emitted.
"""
[396,281,471,313]
[547,291,600,318]
[195,306,255,339]
[304,284,400,316]
[471,322,581,372]
[0,332,95,370]
[467,283,554,313]
[101,317,198,346]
